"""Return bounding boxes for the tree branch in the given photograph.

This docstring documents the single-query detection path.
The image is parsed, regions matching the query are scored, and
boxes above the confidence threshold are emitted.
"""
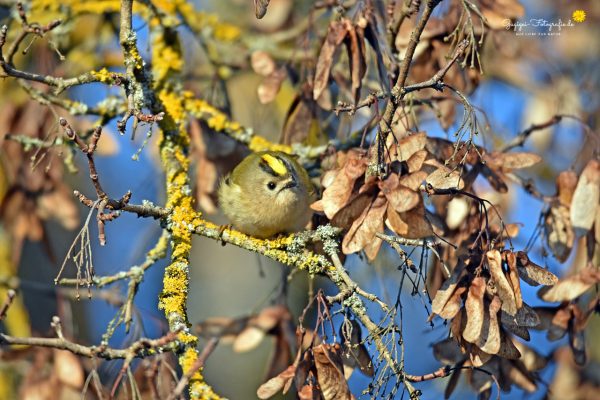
[1,316,182,360]
[0,289,16,321]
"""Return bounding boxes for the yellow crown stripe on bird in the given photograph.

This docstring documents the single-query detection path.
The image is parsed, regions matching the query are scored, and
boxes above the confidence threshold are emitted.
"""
[260,153,288,176]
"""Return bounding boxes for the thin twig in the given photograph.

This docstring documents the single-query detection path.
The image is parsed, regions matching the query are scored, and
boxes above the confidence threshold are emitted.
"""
[1,323,181,360]
[167,337,219,400]
[400,39,469,96]
[501,114,563,152]
[0,289,16,320]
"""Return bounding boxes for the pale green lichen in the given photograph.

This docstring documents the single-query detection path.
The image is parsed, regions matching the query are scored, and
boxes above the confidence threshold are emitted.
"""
[343,293,367,315]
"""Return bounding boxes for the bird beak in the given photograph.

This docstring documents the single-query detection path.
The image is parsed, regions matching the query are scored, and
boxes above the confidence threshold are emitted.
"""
[281,177,297,190]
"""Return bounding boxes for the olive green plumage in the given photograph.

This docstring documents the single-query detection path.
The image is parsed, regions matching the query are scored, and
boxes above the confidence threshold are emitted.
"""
[218,151,315,238]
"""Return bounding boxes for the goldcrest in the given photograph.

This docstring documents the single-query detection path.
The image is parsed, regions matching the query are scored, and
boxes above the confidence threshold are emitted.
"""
[218,151,315,238]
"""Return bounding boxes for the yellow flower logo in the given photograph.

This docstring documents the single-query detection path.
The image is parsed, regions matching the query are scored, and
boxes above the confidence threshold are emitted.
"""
[572,10,586,23]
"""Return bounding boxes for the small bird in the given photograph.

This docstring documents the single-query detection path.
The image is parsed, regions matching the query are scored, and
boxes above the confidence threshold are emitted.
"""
[218,151,315,238]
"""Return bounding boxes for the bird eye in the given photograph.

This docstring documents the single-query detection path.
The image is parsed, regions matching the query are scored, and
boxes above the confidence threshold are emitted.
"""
[267,181,276,190]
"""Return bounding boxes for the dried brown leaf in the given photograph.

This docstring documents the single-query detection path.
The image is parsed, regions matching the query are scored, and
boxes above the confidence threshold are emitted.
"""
[385,206,408,236]
[505,223,520,238]
[468,358,497,393]
[504,252,523,309]
[398,171,428,191]
[406,149,428,173]
[298,383,321,400]
[395,132,428,162]
[544,203,574,262]
[234,326,266,353]
[478,295,502,355]
[254,0,271,19]
[22,378,60,400]
[314,21,348,100]
[258,68,286,104]
[54,349,84,389]
[425,137,480,165]
[487,250,517,315]
[500,303,540,328]
[254,305,287,330]
[425,166,464,190]
[251,50,276,76]
[451,308,465,343]
[539,268,600,302]
[463,276,486,344]
[399,201,434,238]
[342,195,386,258]
[266,333,293,381]
[313,343,353,400]
[363,233,383,261]
[345,24,366,104]
[569,328,586,366]
[294,351,313,392]
[556,170,578,207]
[195,316,243,341]
[431,259,466,315]
[546,306,570,340]
[321,152,368,219]
[257,365,296,399]
[504,323,530,341]
[570,159,600,236]
[499,358,537,392]
[484,151,542,170]
[332,192,375,230]
[496,331,521,360]
[281,97,317,145]
[513,341,547,371]
[438,285,467,320]
[37,187,79,230]
[363,14,391,93]
[469,345,492,367]
[381,177,420,213]
[515,251,558,286]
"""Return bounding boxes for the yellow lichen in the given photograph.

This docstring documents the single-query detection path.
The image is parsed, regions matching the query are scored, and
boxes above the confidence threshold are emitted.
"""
[152,16,220,398]
[176,5,241,43]
[217,66,233,80]
[158,92,188,145]
[183,96,292,154]
[71,1,121,14]
[128,46,144,71]
[152,0,178,14]
[160,263,189,317]
[152,38,183,82]
[195,221,328,275]
[180,347,219,399]
[90,68,114,83]
[213,23,241,42]
[249,135,293,154]
[183,97,243,134]
[30,0,150,19]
